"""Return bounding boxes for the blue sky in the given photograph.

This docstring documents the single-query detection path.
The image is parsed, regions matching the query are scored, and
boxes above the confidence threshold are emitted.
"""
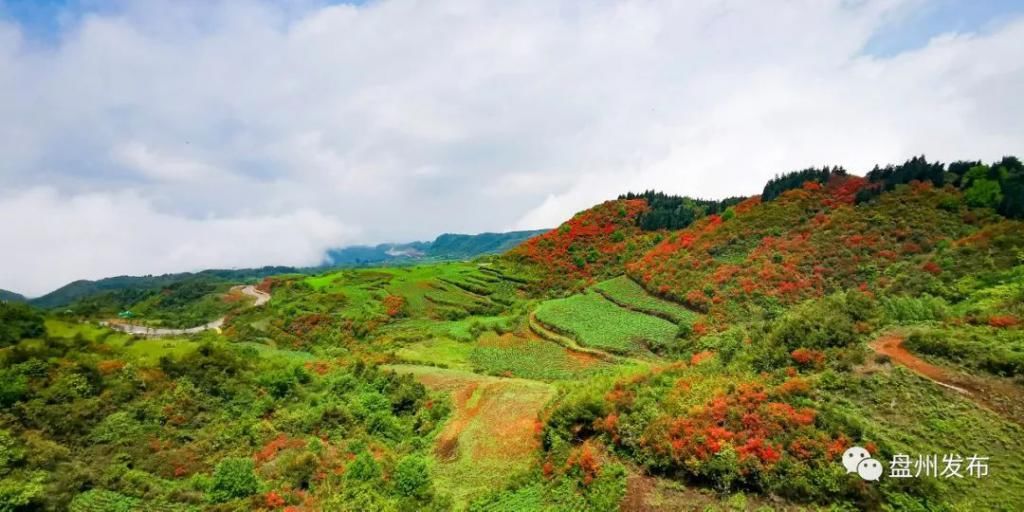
[5,0,1023,55]
[863,0,1024,56]
[1,1,1023,295]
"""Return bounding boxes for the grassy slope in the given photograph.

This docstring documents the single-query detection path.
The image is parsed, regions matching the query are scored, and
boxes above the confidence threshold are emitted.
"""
[387,365,556,509]
[824,367,1024,509]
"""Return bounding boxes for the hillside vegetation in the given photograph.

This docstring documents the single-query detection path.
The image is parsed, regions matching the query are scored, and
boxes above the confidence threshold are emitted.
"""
[1,155,1022,511]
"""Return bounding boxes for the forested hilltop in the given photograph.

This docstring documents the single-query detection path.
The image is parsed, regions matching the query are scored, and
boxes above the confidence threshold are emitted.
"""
[1,155,1022,511]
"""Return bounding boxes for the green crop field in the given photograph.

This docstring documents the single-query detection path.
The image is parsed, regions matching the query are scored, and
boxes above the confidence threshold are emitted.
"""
[301,262,517,322]
[592,275,699,324]
[469,332,612,380]
[534,291,677,355]
[396,337,476,369]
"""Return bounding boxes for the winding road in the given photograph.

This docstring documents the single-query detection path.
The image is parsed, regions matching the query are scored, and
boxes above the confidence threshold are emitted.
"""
[870,333,1024,425]
[102,285,270,337]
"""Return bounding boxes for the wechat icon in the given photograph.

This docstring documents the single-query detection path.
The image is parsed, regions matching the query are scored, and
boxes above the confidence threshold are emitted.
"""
[842,446,883,481]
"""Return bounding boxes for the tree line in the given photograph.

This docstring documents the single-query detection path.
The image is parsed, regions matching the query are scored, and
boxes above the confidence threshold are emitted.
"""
[618,191,746,231]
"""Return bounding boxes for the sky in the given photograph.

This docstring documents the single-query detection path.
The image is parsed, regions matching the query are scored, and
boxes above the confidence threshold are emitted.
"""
[1,0,1023,297]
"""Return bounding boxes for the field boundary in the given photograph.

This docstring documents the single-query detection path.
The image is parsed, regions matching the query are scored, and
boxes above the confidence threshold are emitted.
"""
[528,311,628,363]
[592,284,687,324]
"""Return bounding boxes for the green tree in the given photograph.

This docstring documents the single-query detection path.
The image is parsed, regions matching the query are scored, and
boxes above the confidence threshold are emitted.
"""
[393,455,431,497]
[0,473,44,512]
[210,457,260,502]
[0,302,45,347]
[345,452,381,482]
[90,412,143,445]
[0,431,22,473]
[965,178,1003,209]
[0,371,27,408]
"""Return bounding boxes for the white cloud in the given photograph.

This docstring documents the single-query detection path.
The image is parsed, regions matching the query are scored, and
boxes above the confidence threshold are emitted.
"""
[0,0,1022,295]
[0,188,354,296]
[112,142,231,183]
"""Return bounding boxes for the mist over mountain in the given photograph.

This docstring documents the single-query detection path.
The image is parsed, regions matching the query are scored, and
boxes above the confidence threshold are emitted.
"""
[324,230,547,267]
[21,229,547,308]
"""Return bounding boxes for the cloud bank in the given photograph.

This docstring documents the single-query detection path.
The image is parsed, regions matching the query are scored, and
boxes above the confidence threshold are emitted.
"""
[1,0,1022,295]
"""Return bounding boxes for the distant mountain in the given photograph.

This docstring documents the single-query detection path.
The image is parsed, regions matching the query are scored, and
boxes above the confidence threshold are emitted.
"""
[0,289,26,303]
[28,230,547,309]
[324,229,547,267]
[325,241,432,266]
[30,266,296,309]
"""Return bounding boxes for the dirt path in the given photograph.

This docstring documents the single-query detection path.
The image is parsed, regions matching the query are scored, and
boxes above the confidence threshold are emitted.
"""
[870,334,970,394]
[869,333,1024,425]
[102,284,270,337]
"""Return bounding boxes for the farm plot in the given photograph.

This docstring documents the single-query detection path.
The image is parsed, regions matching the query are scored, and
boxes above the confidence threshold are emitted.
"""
[470,332,610,380]
[593,275,699,325]
[533,291,677,355]
[300,262,521,322]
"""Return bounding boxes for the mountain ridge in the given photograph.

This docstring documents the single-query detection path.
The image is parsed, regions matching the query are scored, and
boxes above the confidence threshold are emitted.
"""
[324,229,547,266]
[25,229,549,308]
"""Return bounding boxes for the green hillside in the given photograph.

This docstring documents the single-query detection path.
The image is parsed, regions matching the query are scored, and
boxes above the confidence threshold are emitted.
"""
[1,156,1022,511]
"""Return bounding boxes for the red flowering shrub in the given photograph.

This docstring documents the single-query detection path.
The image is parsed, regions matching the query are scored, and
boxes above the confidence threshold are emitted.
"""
[624,183,977,324]
[542,460,555,478]
[508,199,654,287]
[542,364,862,500]
[287,313,331,337]
[777,376,811,396]
[643,381,823,471]
[96,359,126,375]
[383,295,407,317]
[564,441,602,486]
[683,289,712,313]
[691,322,709,337]
[265,491,286,508]
[690,350,715,365]
[988,315,1019,328]
[790,348,826,368]
[921,261,942,275]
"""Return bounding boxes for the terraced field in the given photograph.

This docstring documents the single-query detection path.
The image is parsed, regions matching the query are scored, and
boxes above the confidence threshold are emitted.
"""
[593,275,699,325]
[470,331,611,380]
[303,262,518,321]
[533,291,677,355]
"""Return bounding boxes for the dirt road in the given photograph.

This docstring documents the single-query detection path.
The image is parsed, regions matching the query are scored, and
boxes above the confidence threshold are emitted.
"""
[870,334,970,394]
[869,333,1024,425]
[102,284,270,337]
